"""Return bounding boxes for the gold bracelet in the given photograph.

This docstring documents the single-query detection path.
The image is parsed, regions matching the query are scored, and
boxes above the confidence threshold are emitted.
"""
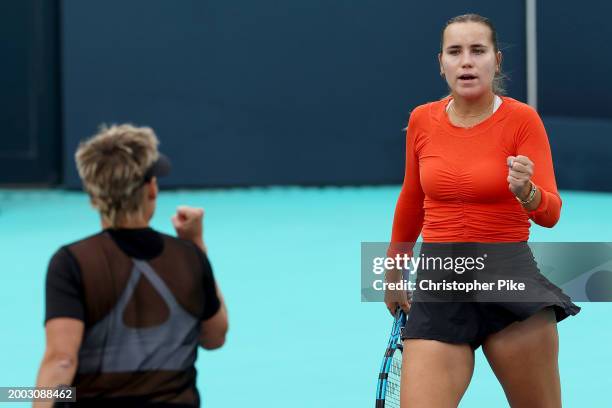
[516,182,537,205]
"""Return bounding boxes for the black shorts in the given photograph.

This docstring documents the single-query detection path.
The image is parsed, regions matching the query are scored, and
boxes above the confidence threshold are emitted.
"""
[400,242,581,350]
[400,300,580,350]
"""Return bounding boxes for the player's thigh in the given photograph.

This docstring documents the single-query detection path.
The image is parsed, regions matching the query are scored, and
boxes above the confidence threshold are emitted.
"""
[482,307,561,408]
[401,339,474,408]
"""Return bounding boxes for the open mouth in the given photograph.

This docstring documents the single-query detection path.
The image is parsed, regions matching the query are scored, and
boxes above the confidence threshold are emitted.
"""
[458,74,478,81]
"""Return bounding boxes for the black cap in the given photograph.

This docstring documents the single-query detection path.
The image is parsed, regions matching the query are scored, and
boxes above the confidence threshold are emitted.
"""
[143,153,171,183]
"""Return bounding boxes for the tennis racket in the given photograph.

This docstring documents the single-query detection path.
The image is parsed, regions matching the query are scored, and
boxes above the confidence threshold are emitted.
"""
[375,308,407,408]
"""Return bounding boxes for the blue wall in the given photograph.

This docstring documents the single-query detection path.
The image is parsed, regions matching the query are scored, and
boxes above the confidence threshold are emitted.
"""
[538,1,612,120]
[537,0,612,192]
[3,1,608,190]
[0,0,60,184]
[545,118,612,192]
[61,0,526,188]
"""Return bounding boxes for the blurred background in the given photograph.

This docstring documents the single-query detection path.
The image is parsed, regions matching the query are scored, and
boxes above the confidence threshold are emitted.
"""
[1,0,611,407]
[2,0,611,190]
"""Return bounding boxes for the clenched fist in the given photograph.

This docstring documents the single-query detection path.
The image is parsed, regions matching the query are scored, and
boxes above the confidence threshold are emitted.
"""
[171,206,206,252]
[507,155,534,200]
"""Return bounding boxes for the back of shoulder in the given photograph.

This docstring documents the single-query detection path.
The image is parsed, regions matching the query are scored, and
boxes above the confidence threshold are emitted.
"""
[61,231,107,260]
[158,232,201,256]
[48,245,79,274]
[158,235,214,286]
[157,233,210,268]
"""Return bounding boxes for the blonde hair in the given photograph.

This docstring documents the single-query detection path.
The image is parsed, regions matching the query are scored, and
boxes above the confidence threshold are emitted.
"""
[75,124,159,227]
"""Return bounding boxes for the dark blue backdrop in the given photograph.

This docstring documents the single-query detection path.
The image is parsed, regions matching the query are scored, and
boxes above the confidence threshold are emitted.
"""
[0,0,60,184]
[3,1,607,190]
[60,0,526,188]
[538,2,612,120]
[537,2,612,191]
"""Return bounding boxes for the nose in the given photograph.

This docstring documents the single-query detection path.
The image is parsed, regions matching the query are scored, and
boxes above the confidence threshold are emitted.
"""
[460,50,474,67]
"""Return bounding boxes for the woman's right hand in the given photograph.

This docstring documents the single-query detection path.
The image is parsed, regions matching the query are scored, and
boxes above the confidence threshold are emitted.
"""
[383,269,412,316]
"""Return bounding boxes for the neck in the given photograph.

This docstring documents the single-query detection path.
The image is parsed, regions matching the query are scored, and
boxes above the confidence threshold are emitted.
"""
[102,217,150,230]
[450,92,496,116]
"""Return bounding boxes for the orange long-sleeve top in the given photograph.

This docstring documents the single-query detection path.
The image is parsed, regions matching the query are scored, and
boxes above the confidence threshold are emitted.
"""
[391,96,561,244]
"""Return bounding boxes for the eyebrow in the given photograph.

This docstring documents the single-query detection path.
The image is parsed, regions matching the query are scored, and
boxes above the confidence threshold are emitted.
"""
[446,44,488,50]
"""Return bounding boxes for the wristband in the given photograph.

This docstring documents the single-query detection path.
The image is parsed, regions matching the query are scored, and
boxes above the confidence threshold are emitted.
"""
[516,182,537,205]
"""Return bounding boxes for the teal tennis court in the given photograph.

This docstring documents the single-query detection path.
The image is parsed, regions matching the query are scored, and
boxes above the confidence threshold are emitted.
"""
[0,187,610,407]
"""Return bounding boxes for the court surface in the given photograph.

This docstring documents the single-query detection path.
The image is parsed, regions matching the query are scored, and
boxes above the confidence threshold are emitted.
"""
[0,187,610,407]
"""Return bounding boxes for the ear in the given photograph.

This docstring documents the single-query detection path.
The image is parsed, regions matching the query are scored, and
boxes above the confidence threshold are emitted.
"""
[496,51,503,72]
[147,177,158,200]
[438,52,444,75]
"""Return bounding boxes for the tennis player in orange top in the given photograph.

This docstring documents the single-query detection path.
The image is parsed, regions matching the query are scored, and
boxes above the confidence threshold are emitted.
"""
[385,14,580,408]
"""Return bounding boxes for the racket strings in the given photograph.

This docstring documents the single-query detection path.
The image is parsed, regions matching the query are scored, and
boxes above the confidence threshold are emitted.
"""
[385,350,402,407]
[377,310,407,407]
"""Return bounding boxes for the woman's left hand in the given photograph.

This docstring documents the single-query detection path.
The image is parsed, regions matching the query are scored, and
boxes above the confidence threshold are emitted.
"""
[507,155,534,200]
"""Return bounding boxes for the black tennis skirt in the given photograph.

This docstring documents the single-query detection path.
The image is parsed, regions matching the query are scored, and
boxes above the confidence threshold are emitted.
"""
[400,242,581,349]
